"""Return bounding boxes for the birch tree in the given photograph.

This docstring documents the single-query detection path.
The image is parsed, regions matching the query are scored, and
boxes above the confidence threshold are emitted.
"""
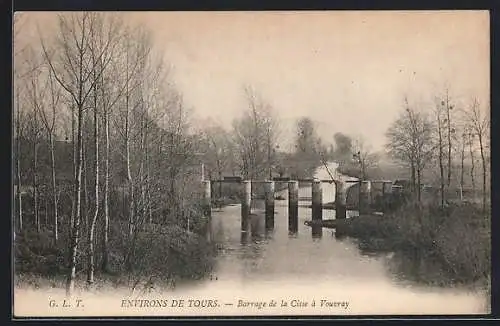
[113,25,152,240]
[39,12,123,296]
[23,47,47,233]
[14,14,28,232]
[87,14,110,284]
[36,67,62,243]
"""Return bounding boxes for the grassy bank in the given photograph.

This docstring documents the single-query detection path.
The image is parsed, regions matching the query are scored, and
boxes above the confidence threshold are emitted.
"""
[336,201,490,287]
[14,220,218,293]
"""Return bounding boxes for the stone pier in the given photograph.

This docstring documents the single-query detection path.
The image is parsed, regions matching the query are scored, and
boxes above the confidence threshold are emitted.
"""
[241,180,252,236]
[311,178,323,221]
[264,180,275,231]
[335,180,347,219]
[288,180,299,234]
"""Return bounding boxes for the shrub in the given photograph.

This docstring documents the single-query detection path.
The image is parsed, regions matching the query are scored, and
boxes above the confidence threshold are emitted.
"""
[15,215,218,292]
[15,227,68,276]
[341,201,490,285]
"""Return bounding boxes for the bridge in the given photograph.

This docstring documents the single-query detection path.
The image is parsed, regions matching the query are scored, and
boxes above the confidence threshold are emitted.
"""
[199,175,396,241]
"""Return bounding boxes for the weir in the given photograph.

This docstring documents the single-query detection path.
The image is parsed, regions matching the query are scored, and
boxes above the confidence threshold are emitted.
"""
[203,174,395,239]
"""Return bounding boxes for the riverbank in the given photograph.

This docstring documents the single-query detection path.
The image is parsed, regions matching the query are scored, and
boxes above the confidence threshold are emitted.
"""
[14,221,218,292]
[333,202,490,288]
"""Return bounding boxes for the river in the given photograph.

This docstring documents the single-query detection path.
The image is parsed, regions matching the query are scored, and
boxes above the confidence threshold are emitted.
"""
[191,162,489,315]
[14,162,489,317]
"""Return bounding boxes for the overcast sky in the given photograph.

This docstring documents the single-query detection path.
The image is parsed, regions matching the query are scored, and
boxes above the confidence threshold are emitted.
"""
[15,11,489,152]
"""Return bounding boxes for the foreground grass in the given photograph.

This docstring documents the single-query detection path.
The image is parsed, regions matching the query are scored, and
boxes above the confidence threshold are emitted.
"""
[14,220,218,293]
[337,201,490,288]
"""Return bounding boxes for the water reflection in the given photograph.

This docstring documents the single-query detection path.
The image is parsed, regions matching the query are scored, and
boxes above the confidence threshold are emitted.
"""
[240,231,250,245]
[201,163,488,314]
[311,225,322,239]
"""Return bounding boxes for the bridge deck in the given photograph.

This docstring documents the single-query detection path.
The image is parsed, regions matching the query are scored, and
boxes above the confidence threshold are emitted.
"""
[209,179,392,184]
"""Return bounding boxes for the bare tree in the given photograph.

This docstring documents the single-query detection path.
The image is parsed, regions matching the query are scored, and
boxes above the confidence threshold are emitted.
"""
[467,98,489,212]
[15,83,24,232]
[36,67,62,243]
[23,47,48,233]
[459,127,467,202]
[446,98,454,191]
[135,48,166,229]
[87,15,105,284]
[433,98,446,207]
[468,129,477,197]
[97,24,133,273]
[39,12,123,296]
[14,13,28,233]
[386,97,435,202]
[201,121,232,199]
[232,86,279,180]
[113,25,152,239]
[352,135,379,180]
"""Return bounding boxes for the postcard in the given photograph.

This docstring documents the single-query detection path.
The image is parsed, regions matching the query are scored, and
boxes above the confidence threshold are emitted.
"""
[12,10,490,318]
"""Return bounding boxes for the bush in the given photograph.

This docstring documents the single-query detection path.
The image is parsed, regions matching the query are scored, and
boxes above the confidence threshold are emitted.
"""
[126,224,216,288]
[15,215,218,291]
[15,227,68,276]
[340,201,490,285]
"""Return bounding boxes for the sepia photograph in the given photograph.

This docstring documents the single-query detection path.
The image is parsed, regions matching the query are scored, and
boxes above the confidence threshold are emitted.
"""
[12,10,490,317]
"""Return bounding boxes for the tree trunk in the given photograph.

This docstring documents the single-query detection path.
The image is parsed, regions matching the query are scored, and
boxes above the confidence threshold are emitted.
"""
[478,133,487,212]
[125,101,134,238]
[469,135,476,199]
[437,114,445,208]
[410,161,415,196]
[417,167,422,203]
[16,89,23,232]
[82,135,89,232]
[460,137,465,202]
[50,135,58,243]
[219,170,223,204]
[43,196,49,227]
[124,46,134,237]
[87,103,99,285]
[101,105,110,272]
[139,107,145,230]
[446,94,452,190]
[66,104,84,297]
[70,104,76,235]
[145,127,152,225]
[33,140,39,233]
